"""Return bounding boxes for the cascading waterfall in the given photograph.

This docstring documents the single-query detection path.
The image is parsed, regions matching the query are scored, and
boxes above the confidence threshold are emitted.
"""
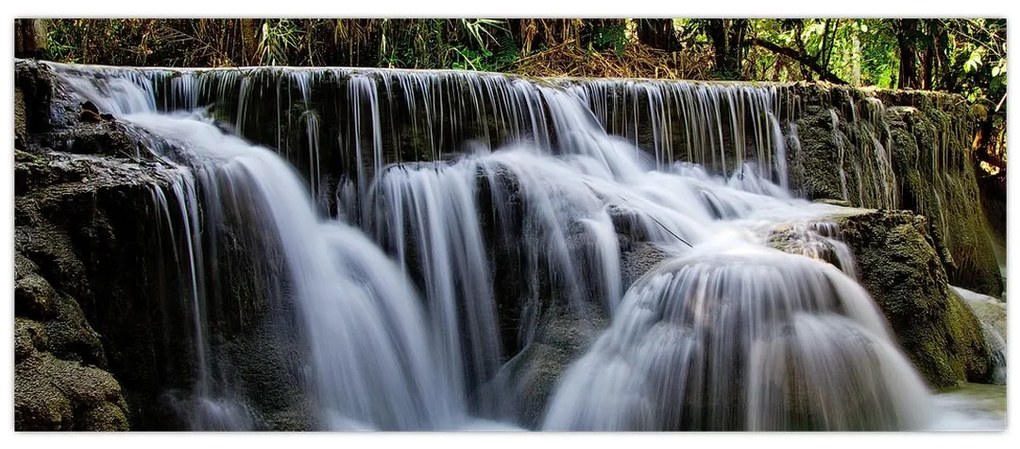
[55,66,468,430]
[542,243,932,431]
[43,61,996,431]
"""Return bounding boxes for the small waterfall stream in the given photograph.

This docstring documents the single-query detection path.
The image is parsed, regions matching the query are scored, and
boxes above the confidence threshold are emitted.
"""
[45,61,1000,431]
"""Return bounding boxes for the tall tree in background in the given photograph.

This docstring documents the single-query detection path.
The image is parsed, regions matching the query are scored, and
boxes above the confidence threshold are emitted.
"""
[703,19,749,78]
[895,19,921,89]
[636,19,681,52]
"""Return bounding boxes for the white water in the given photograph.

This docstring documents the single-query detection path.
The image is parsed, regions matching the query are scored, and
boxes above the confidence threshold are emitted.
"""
[46,61,1003,431]
[542,243,931,430]
[953,286,1008,385]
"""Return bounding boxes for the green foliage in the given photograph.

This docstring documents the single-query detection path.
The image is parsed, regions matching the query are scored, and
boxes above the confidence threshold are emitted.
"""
[854,20,899,88]
[590,22,628,56]
[257,19,302,66]
[36,18,1006,102]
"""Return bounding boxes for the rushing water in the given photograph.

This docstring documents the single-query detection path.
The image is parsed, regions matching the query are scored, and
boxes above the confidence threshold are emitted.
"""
[44,61,1002,431]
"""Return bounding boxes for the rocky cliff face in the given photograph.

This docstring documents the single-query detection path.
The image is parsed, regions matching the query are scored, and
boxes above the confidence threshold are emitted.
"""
[15,60,309,430]
[15,62,175,429]
[787,85,1003,298]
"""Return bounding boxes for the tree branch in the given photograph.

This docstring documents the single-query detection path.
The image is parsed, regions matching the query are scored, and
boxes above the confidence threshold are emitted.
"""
[751,38,847,84]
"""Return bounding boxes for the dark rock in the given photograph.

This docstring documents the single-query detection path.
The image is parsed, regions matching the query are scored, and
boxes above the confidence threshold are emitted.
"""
[15,273,57,320]
[80,109,102,123]
[620,242,671,289]
[15,87,28,141]
[15,318,48,361]
[81,100,99,114]
[492,301,607,429]
[15,351,130,431]
[13,59,292,429]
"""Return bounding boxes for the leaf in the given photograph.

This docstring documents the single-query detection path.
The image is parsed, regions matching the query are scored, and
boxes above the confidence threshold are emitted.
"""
[963,47,985,73]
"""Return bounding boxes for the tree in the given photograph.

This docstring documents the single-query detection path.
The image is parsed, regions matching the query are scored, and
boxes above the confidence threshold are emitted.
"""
[703,19,749,79]
[895,19,921,89]
[636,19,680,52]
[15,19,49,58]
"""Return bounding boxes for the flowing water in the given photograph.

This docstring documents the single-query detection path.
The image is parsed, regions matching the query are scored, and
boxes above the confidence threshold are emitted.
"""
[44,61,1003,431]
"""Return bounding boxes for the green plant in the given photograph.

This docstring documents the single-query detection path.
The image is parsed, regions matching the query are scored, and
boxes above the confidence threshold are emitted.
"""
[257,19,302,66]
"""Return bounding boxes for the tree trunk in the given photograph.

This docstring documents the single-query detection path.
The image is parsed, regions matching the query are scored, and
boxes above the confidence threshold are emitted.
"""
[920,20,939,90]
[897,19,920,89]
[637,19,680,52]
[705,19,747,79]
[15,19,48,59]
[240,19,259,65]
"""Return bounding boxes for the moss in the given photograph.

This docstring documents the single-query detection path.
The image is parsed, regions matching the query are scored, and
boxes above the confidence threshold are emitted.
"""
[837,210,992,388]
[886,105,1002,297]
[945,290,992,383]
[788,86,1003,298]
[15,351,130,431]
[15,273,57,321]
[15,318,48,361]
[15,317,129,431]
[78,401,130,431]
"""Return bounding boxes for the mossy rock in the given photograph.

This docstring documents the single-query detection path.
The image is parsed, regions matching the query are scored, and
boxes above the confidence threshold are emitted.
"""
[15,273,57,320]
[786,86,1002,298]
[491,302,607,429]
[885,107,1001,297]
[15,321,130,431]
[836,210,993,388]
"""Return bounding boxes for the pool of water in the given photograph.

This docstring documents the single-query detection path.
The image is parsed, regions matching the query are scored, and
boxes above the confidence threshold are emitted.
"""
[928,383,1007,431]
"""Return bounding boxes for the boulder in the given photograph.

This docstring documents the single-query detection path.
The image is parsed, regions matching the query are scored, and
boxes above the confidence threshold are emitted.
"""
[835,210,993,389]
[15,318,130,431]
[492,302,607,429]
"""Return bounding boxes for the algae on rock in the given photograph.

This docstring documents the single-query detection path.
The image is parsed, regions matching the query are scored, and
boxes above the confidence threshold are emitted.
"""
[836,210,993,389]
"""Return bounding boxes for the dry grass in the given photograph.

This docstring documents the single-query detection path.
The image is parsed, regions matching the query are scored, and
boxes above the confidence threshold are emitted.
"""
[510,39,716,80]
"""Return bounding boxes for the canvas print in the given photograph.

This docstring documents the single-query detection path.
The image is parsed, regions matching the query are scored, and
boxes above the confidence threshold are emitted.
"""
[12,18,1007,431]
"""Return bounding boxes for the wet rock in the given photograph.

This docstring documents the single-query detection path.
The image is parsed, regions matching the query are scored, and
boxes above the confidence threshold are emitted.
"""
[836,210,993,388]
[620,241,671,288]
[216,311,314,430]
[493,302,607,429]
[15,351,130,431]
[608,204,651,242]
[953,286,1007,342]
[814,198,851,207]
[787,84,1002,297]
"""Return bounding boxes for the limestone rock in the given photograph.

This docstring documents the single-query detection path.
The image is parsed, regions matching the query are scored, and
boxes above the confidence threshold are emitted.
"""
[15,351,130,431]
[493,302,607,429]
[15,273,57,320]
[836,210,993,388]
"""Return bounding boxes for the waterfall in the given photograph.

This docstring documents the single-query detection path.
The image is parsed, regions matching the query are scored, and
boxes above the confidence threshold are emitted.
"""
[542,243,931,430]
[55,66,468,430]
[44,61,979,431]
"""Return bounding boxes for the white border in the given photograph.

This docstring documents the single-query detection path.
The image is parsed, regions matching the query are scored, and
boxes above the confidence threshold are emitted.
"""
[3,4,1017,449]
